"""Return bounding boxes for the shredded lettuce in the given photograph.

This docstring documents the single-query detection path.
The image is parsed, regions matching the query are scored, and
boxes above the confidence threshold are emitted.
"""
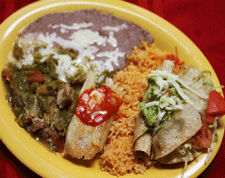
[181,157,188,178]
[179,143,191,178]
[196,70,215,90]
[179,143,201,178]
[205,118,219,164]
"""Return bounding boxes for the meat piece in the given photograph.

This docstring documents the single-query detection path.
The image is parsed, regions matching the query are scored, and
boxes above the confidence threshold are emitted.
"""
[49,129,65,152]
[57,84,73,109]
[38,127,50,139]
[27,117,45,133]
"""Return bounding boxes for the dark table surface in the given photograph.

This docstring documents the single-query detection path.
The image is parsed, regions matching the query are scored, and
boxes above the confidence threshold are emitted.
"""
[1,0,225,177]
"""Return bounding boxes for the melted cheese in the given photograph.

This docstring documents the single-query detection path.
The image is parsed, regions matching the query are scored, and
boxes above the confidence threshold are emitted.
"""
[107,31,117,47]
[37,29,124,76]
[53,54,77,82]
[21,54,34,66]
[11,22,128,83]
[96,48,125,71]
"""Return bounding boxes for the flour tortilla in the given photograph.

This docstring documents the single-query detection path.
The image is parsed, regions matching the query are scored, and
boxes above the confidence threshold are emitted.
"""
[152,104,202,160]
[152,66,212,162]
[133,113,152,159]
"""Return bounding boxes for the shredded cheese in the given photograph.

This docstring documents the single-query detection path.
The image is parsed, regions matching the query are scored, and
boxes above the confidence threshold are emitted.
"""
[149,70,208,100]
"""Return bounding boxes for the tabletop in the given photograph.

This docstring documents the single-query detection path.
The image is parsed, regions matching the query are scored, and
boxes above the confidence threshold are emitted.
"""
[1,0,225,177]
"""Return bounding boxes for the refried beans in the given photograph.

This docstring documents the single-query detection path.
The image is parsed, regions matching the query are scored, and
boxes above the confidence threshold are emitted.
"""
[20,9,154,71]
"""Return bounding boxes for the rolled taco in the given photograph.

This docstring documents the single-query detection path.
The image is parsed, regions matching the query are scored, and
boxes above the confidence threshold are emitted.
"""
[133,113,152,159]
[154,66,212,164]
[152,104,202,160]
[133,60,174,159]
[135,60,213,164]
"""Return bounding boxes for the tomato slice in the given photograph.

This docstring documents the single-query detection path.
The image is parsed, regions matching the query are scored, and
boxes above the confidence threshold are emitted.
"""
[192,118,211,148]
[206,90,225,116]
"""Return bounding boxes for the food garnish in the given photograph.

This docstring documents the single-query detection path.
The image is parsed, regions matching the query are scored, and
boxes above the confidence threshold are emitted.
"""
[75,85,122,126]
[206,90,225,116]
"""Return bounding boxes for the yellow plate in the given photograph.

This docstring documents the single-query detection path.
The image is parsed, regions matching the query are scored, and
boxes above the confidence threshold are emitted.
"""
[0,0,224,177]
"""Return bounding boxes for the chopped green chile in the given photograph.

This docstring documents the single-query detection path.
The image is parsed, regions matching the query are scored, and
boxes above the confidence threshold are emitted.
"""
[66,66,86,84]
[33,44,47,52]
[1,46,85,151]
[95,69,115,88]
[57,46,78,60]
[13,42,24,60]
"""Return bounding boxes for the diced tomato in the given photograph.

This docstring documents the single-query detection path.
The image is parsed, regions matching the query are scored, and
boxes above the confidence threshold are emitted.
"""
[166,54,184,74]
[49,130,64,153]
[192,118,211,148]
[28,69,44,83]
[165,89,173,97]
[5,69,12,83]
[206,90,225,116]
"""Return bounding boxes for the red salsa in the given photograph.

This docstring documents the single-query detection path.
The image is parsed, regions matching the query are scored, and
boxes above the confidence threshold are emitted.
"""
[75,85,122,126]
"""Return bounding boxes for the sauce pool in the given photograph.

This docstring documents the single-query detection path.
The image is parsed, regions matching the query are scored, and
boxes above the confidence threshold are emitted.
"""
[75,85,122,126]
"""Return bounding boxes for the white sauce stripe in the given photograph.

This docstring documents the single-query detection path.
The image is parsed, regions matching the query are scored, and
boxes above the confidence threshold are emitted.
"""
[101,24,128,32]
[49,22,93,30]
